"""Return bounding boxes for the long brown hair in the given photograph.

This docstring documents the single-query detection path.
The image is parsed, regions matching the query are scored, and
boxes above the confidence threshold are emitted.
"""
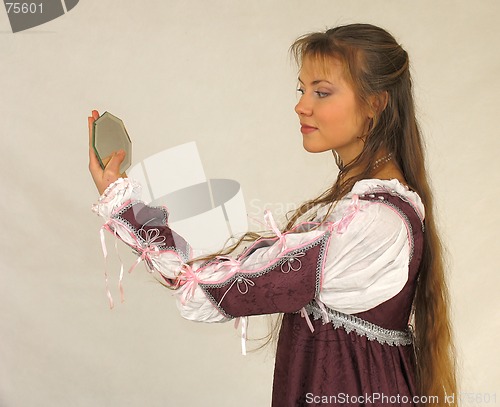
[185,23,458,405]
[287,24,457,404]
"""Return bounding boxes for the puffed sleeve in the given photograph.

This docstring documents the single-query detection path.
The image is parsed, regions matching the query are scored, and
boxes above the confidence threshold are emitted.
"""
[93,178,333,323]
[318,197,415,314]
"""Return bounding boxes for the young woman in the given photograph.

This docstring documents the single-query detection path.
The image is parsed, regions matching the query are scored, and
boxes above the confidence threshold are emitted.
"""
[89,23,457,406]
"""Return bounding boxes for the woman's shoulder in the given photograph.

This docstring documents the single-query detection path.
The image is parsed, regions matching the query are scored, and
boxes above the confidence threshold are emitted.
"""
[351,178,425,216]
[315,178,425,224]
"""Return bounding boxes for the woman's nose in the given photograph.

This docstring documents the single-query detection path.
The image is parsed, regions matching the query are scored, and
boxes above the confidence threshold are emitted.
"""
[295,96,312,116]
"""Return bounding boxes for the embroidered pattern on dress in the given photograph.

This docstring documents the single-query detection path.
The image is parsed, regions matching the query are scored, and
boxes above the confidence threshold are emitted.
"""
[199,232,331,319]
[113,201,190,262]
[304,303,413,346]
[280,251,306,273]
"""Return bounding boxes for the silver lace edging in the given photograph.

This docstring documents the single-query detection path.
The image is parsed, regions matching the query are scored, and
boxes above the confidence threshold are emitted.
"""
[114,202,190,263]
[303,303,413,346]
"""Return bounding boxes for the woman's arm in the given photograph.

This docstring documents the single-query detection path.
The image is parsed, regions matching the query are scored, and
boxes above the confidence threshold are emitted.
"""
[92,177,333,323]
[88,109,336,322]
[88,110,419,324]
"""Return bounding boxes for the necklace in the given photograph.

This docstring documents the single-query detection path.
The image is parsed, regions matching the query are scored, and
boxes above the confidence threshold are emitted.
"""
[371,153,393,172]
[337,152,393,176]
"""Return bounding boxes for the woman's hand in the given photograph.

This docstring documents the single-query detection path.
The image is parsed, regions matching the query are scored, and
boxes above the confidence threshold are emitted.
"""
[88,109,127,195]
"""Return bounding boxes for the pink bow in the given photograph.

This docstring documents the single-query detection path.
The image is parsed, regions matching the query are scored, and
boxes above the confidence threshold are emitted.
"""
[178,263,199,305]
[264,210,287,252]
[128,228,166,274]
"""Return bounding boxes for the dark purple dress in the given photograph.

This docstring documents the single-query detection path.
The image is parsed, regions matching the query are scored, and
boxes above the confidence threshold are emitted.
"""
[100,181,424,407]
[271,193,423,406]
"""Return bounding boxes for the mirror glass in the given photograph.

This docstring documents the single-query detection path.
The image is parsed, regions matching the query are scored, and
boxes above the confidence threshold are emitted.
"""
[92,111,132,174]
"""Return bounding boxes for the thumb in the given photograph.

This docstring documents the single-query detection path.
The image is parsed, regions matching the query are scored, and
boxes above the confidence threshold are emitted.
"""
[105,150,126,174]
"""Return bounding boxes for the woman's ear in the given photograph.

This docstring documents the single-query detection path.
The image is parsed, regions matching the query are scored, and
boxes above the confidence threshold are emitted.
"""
[379,91,389,112]
[368,91,389,118]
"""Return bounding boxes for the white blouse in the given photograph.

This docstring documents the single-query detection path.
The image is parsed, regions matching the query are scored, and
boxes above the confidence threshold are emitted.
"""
[92,177,425,323]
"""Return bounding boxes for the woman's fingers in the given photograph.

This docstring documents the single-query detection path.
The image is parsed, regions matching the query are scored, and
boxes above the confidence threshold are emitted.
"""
[88,110,108,194]
[101,154,111,167]
[88,116,93,145]
[88,116,102,174]
[105,150,126,175]
[93,150,126,194]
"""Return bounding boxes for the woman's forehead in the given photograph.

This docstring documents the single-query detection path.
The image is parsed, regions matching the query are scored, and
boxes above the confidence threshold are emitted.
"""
[299,56,346,83]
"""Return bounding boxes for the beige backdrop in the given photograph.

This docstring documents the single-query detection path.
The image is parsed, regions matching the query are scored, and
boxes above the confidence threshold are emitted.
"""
[1,1,499,406]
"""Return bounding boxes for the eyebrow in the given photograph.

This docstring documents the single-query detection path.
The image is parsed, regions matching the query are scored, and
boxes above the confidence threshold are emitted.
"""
[297,77,334,85]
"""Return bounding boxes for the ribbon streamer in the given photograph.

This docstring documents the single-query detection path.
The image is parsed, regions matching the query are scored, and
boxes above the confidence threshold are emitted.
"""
[99,224,167,308]
[300,307,315,333]
[315,299,330,324]
[99,227,114,309]
[234,317,249,356]
[113,231,125,303]
[264,210,287,252]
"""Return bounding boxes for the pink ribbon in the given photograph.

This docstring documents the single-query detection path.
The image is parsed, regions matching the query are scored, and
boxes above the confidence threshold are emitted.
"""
[178,263,199,305]
[113,235,125,303]
[214,257,241,274]
[300,307,315,333]
[127,245,161,274]
[99,224,168,308]
[217,276,255,307]
[335,194,360,234]
[139,228,167,246]
[280,251,306,273]
[179,257,243,306]
[100,225,129,307]
[264,210,287,252]
[234,316,249,355]
[128,228,166,274]
[100,227,114,309]
[316,299,330,324]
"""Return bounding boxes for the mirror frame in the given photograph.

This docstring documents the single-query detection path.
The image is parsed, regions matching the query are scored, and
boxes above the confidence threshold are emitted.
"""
[92,111,132,174]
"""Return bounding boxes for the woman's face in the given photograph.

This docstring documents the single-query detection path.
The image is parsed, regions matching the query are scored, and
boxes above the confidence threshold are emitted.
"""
[295,57,371,164]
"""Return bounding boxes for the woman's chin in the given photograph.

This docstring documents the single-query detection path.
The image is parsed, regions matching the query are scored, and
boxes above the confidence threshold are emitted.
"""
[302,141,329,154]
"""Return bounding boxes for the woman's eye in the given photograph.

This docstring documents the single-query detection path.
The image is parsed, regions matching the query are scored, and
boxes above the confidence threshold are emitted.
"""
[296,88,305,95]
[315,91,330,98]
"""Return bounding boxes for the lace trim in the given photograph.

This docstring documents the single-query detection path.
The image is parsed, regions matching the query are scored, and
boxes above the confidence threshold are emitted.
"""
[359,193,417,262]
[200,232,331,318]
[304,303,413,346]
[113,202,190,263]
[362,187,425,232]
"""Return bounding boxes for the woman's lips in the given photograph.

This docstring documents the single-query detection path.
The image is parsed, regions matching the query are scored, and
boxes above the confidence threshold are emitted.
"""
[300,124,318,134]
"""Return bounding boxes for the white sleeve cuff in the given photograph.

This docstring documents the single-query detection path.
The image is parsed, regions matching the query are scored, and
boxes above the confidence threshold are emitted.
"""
[91,178,142,220]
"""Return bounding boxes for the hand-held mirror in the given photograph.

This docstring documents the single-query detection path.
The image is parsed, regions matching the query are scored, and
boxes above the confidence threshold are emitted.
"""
[92,111,132,174]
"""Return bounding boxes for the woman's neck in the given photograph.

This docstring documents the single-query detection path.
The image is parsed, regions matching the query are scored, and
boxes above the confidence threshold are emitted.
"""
[338,151,408,187]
